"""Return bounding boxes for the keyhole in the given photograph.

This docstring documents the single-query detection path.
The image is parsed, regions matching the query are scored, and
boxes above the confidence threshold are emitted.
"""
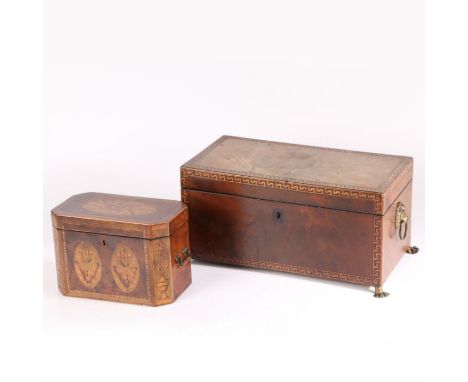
[102,240,106,246]
[273,208,284,223]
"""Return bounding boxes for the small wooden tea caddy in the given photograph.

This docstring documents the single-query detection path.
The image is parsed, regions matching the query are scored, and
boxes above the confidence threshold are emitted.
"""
[52,192,191,306]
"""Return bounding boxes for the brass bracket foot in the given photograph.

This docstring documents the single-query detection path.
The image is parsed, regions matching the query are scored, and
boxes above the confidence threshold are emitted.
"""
[406,246,419,254]
[373,286,390,298]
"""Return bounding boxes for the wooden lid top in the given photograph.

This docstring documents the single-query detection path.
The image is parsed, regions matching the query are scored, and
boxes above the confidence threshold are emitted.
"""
[52,193,188,239]
[184,136,411,192]
[181,136,413,215]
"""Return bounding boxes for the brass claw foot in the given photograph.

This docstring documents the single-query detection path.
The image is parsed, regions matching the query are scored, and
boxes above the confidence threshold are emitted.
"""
[406,246,419,254]
[373,286,390,298]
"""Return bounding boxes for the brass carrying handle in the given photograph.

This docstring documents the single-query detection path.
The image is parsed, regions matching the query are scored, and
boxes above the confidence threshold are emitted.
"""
[175,247,191,268]
[395,202,409,240]
[399,216,408,240]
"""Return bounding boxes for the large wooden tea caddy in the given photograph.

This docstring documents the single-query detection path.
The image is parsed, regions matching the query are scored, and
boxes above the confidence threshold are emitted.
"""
[181,136,418,297]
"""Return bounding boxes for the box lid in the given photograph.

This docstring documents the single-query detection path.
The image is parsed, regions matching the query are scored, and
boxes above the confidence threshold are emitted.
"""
[52,193,188,239]
[181,136,413,215]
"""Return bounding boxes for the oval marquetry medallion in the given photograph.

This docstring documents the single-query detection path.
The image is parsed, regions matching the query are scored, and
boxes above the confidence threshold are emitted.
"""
[111,245,140,293]
[74,242,102,288]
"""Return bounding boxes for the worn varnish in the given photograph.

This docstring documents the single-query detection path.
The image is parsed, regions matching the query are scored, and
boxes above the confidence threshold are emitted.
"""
[52,193,192,306]
[181,136,418,296]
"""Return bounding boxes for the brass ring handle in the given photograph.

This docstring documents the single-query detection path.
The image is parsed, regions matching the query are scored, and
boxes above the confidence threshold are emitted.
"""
[399,218,408,240]
[395,202,409,240]
[175,247,191,268]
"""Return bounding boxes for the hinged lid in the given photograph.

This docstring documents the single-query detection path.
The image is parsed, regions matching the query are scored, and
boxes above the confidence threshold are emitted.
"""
[181,136,413,215]
[52,193,188,239]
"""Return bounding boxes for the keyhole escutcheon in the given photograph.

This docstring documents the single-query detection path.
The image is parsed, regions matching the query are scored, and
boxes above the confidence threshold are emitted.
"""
[273,208,284,224]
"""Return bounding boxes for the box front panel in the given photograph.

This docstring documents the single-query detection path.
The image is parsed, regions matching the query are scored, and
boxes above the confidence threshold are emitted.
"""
[188,190,379,285]
[59,230,153,305]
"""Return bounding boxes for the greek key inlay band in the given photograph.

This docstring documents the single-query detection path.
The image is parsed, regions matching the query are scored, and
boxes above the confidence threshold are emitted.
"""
[181,167,383,213]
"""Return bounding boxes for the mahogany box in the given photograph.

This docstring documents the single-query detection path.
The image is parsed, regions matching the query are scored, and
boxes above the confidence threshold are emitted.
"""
[181,136,418,297]
[52,193,191,306]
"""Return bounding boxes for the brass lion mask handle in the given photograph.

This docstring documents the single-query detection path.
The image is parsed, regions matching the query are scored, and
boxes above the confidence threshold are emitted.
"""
[395,202,409,240]
[175,247,191,268]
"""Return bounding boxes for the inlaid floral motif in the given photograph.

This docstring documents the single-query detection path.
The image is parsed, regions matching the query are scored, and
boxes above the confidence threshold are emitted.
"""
[74,241,102,288]
[82,198,156,216]
[111,245,140,293]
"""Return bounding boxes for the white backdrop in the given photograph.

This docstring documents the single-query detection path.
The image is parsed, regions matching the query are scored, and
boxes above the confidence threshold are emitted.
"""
[44,1,424,381]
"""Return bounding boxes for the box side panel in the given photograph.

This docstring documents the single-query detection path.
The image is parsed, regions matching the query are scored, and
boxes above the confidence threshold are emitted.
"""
[60,230,153,305]
[149,237,174,306]
[168,207,189,235]
[382,182,413,283]
[382,161,413,214]
[53,227,68,295]
[187,190,378,286]
[169,222,192,301]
